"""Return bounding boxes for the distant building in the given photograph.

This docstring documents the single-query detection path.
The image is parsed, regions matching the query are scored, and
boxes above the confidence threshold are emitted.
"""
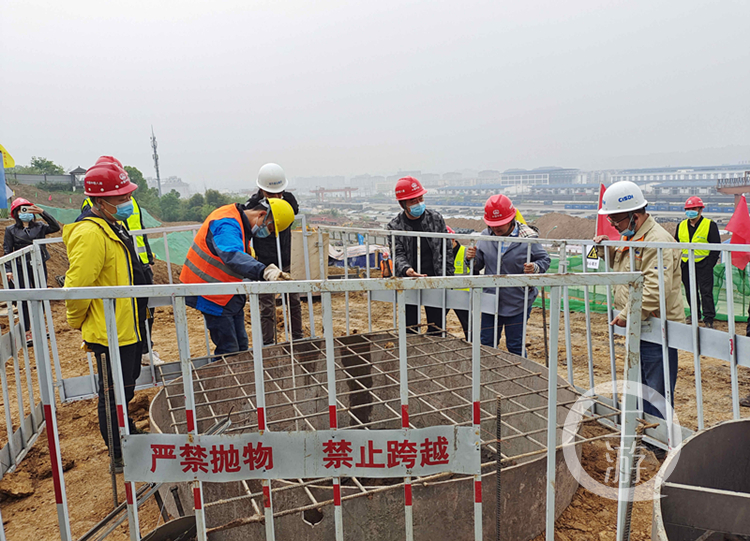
[376,181,395,194]
[442,172,462,181]
[578,170,618,185]
[420,173,442,186]
[494,167,580,191]
[146,176,191,198]
[478,170,500,180]
[610,165,749,184]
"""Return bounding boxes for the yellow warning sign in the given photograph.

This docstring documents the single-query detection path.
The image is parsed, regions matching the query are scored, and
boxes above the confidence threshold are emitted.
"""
[586,246,600,269]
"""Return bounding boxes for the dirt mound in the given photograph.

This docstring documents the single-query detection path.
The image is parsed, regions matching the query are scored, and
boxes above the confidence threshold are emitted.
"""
[445,217,485,232]
[7,184,89,210]
[531,212,685,240]
[531,213,597,240]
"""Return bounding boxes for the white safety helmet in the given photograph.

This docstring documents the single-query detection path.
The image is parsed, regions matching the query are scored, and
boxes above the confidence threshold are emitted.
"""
[598,181,648,215]
[256,163,288,193]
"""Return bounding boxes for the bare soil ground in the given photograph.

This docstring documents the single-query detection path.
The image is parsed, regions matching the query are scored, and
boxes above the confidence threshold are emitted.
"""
[1,233,749,539]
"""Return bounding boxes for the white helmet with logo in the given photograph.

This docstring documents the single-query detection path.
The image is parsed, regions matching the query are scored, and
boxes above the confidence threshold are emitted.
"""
[256,163,288,193]
[598,181,648,215]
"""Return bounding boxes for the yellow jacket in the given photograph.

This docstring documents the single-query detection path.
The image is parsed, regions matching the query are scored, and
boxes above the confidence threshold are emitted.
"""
[597,215,684,323]
[63,217,141,347]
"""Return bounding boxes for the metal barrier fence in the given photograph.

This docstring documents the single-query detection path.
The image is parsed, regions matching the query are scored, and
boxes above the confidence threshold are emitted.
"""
[15,220,750,445]
[0,272,644,541]
[0,246,46,482]
[318,225,750,450]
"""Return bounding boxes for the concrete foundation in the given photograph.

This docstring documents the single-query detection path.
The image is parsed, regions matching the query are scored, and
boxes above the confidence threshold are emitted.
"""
[150,331,581,541]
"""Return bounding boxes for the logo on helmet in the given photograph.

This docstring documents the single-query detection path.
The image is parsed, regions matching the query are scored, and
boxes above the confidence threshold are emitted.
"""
[618,195,634,203]
[119,173,128,181]
[492,210,500,216]
[411,183,417,189]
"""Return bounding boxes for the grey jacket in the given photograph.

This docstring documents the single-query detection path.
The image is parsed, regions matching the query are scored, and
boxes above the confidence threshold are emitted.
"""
[386,209,454,278]
[472,223,551,316]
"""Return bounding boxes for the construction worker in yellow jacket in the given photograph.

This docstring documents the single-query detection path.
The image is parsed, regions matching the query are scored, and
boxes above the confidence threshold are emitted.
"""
[64,159,144,473]
[81,196,154,267]
[81,160,161,365]
[673,196,720,328]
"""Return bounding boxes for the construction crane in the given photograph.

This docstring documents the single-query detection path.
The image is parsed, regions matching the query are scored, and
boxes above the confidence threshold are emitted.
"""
[717,170,750,205]
[311,187,358,202]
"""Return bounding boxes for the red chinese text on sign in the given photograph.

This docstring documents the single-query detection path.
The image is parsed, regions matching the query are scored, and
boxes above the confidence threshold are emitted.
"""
[323,439,354,469]
[211,444,242,474]
[420,436,450,467]
[243,442,274,471]
[387,440,418,468]
[180,443,209,473]
[150,444,177,472]
[355,440,385,468]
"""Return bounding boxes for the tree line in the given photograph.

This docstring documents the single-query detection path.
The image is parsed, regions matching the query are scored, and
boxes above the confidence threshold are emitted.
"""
[5,157,245,223]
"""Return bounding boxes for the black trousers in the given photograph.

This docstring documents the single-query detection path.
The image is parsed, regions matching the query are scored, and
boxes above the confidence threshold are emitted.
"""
[90,342,140,458]
[405,305,446,335]
[453,309,470,341]
[259,292,303,345]
[9,263,47,333]
[681,261,716,323]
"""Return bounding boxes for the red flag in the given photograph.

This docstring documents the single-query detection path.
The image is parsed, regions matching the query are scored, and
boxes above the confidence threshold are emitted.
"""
[596,184,621,239]
[726,195,750,269]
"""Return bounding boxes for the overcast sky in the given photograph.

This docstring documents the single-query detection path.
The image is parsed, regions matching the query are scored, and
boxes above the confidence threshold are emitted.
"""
[2,0,749,190]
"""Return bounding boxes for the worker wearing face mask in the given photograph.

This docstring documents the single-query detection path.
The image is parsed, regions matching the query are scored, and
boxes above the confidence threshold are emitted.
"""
[243,163,303,346]
[4,198,60,344]
[64,159,145,473]
[180,197,295,357]
[593,181,683,421]
[464,195,550,353]
[386,177,453,335]
[674,197,720,328]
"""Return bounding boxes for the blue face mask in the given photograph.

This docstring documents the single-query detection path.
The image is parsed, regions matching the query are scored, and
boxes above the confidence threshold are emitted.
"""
[685,210,699,219]
[408,202,426,217]
[112,200,134,221]
[18,213,34,222]
[620,215,636,239]
[252,224,271,238]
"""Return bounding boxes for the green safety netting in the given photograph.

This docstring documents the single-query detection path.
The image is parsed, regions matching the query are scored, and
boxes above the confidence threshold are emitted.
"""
[531,255,750,323]
[147,231,193,267]
[38,204,162,228]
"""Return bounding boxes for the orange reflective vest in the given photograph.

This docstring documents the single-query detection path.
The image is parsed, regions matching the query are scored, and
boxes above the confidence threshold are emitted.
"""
[380,256,393,277]
[180,205,249,307]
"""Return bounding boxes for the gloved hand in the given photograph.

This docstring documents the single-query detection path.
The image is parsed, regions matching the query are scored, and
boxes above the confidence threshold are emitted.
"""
[263,264,291,281]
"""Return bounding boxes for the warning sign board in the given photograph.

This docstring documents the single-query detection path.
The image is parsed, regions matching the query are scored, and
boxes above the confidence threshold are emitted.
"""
[122,427,480,483]
[586,246,600,270]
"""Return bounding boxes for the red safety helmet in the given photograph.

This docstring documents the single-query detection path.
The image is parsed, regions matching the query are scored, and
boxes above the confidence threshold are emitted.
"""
[395,177,427,201]
[95,155,124,168]
[484,194,516,227]
[446,226,455,235]
[684,196,704,209]
[84,162,137,197]
[9,198,32,216]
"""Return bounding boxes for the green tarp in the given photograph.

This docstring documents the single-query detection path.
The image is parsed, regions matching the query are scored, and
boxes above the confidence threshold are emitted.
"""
[532,255,749,322]
[38,204,162,228]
